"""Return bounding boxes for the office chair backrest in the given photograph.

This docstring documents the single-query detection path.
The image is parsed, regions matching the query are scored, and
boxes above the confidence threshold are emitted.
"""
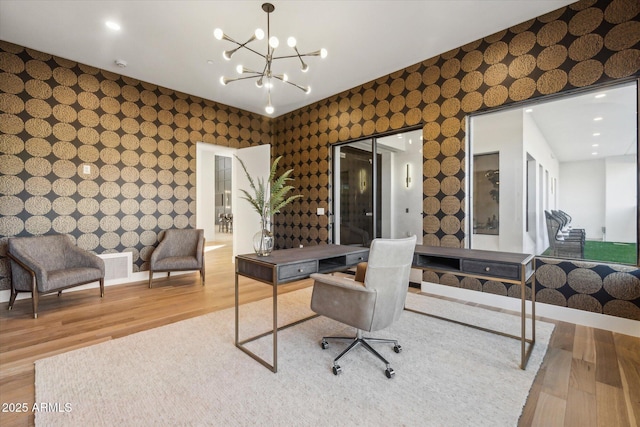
[363,235,417,331]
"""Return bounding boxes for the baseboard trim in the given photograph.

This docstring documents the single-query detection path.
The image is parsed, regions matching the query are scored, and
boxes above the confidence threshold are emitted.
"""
[0,270,193,305]
[420,281,639,338]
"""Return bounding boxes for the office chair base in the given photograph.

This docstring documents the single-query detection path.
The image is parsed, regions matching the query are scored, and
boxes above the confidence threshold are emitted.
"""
[321,331,400,378]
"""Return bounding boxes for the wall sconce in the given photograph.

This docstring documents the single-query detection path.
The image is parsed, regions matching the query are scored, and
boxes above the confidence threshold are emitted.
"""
[405,163,411,188]
[359,168,367,194]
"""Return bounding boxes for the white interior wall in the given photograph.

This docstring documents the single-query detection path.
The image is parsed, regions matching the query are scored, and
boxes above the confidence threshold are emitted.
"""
[522,112,560,254]
[391,141,423,243]
[471,109,523,252]
[605,155,637,243]
[559,159,605,240]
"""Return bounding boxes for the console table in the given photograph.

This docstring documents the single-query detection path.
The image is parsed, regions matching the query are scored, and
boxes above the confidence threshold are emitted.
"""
[235,245,369,373]
[409,245,536,369]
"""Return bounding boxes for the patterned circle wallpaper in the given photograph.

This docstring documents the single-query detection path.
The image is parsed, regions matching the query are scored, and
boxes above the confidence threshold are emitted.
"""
[270,0,640,319]
[0,0,638,320]
[0,39,270,286]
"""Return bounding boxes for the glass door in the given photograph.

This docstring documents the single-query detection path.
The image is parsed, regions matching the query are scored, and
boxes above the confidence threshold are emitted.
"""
[333,128,424,246]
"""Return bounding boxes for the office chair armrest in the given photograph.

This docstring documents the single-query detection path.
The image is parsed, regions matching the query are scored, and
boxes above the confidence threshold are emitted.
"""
[310,273,368,290]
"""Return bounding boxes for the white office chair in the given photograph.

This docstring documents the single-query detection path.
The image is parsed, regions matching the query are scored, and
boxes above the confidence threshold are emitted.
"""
[310,235,416,378]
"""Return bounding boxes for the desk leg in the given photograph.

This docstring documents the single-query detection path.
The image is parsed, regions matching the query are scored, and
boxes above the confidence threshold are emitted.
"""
[272,279,278,373]
[235,273,239,346]
[521,266,526,370]
[519,263,536,370]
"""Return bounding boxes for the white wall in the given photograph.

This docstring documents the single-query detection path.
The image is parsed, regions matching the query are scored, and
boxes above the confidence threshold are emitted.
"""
[522,112,560,254]
[471,109,523,252]
[605,155,637,243]
[559,159,605,240]
[391,141,423,243]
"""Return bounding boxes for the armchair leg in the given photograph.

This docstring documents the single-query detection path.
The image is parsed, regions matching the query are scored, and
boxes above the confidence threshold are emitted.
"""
[148,270,153,288]
[31,275,38,319]
[100,278,104,298]
[32,291,38,320]
[7,288,17,310]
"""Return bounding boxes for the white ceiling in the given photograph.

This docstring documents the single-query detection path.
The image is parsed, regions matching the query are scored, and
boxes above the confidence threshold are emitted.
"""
[0,0,575,117]
[529,82,638,162]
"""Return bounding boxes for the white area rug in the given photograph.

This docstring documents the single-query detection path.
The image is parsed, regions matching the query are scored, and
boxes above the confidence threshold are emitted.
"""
[35,288,554,426]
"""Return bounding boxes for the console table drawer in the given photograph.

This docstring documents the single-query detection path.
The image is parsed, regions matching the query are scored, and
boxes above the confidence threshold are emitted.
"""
[278,261,318,281]
[461,259,520,280]
[345,252,368,266]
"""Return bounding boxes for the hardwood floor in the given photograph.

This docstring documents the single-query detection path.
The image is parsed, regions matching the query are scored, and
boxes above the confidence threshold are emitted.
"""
[0,240,638,426]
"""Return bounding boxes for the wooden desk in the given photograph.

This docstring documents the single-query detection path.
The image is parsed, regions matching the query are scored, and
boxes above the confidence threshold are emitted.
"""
[236,244,535,371]
[409,245,536,369]
[235,245,369,372]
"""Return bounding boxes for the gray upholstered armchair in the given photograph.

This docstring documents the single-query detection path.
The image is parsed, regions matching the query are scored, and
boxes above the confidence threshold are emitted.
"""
[148,229,205,288]
[310,235,416,378]
[7,234,105,319]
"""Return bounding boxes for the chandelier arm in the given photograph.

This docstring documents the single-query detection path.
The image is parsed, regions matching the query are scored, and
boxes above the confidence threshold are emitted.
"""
[273,76,308,93]
[223,75,262,84]
[274,50,323,59]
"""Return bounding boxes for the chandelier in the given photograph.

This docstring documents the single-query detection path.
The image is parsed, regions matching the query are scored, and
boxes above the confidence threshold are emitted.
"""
[214,2,327,115]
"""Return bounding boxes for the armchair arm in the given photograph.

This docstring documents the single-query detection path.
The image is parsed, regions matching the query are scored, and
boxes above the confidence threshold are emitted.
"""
[6,250,46,290]
[196,235,205,265]
[150,238,170,265]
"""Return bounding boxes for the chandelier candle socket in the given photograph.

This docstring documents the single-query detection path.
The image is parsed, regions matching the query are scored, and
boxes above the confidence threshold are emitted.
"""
[214,2,327,115]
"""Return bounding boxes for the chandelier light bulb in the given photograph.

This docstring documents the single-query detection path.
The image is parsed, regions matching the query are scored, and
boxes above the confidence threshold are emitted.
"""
[219,76,227,86]
[320,48,328,58]
[287,37,296,48]
[301,63,309,72]
[265,104,274,114]
[305,86,311,94]
[213,28,224,40]
[282,73,288,82]
[222,50,232,61]
[256,78,263,88]
[236,64,243,74]
[269,36,279,49]
[255,28,265,40]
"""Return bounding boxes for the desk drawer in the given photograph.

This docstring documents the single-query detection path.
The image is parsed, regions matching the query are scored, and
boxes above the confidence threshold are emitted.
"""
[461,259,520,280]
[278,261,317,281]
[345,252,368,266]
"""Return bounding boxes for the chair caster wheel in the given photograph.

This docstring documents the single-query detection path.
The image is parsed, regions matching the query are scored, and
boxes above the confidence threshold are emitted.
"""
[332,365,342,375]
[385,368,395,378]
[321,339,329,349]
[393,345,402,353]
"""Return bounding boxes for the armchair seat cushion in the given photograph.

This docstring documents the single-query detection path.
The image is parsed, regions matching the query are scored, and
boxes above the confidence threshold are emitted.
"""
[44,268,104,293]
[153,256,200,271]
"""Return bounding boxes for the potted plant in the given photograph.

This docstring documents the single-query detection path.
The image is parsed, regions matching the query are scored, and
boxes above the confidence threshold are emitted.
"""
[235,155,302,256]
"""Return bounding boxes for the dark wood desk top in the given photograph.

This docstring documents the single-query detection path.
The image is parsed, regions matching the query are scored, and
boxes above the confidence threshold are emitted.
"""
[414,245,534,265]
[236,244,368,266]
[236,244,369,285]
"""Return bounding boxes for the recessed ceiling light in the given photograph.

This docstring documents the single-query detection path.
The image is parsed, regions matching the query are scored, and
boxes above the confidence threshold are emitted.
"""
[594,117,603,121]
[592,144,599,147]
[207,59,215,65]
[593,132,600,136]
[525,108,533,113]
[105,21,121,31]
[595,94,606,99]
[592,152,598,155]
